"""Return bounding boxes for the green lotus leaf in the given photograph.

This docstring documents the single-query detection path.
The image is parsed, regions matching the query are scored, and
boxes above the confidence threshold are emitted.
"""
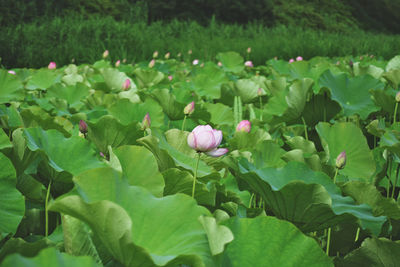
[203,103,233,126]
[101,68,132,92]
[198,216,233,256]
[46,83,90,107]
[114,145,165,197]
[285,78,314,120]
[221,216,333,267]
[234,79,259,103]
[383,69,400,89]
[386,55,400,72]
[229,129,271,151]
[0,129,12,149]
[26,69,60,90]
[192,63,227,99]
[251,140,287,169]
[0,152,25,238]
[1,247,101,267]
[341,181,400,219]
[230,160,385,234]
[151,88,186,120]
[216,52,244,73]
[0,70,24,104]
[0,238,54,262]
[86,115,142,153]
[353,62,384,79]
[133,68,164,89]
[302,94,341,127]
[316,122,376,181]
[0,105,24,129]
[108,98,164,127]
[23,127,106,176]
[370,86,397,113]
[319,70,382,119]
[335,237,400,267]
[50,167,217,266]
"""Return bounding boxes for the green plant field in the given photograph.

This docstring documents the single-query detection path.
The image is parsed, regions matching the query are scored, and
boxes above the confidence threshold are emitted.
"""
[1,51,400,266]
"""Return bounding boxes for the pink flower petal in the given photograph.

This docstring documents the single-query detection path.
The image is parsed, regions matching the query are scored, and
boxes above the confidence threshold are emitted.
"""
[187,132,197,149]
[195,130,216,151]
[212,129,223,146]
[206,148,228,157]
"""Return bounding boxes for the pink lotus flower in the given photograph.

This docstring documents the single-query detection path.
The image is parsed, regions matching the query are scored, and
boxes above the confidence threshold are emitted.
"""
[153,51,159,58]
[192,59,199,65]
[48,62,56,69]
[115,60,121,67]
[165,52,170,59]
[247,47,252,53]
[103,50,109,59]
[289,59,295,63]
[244,61,253,67]
[217,62,222,67]
[8,70,16,75]
[149,59,155,68]
[236,120,251,133]
[122,79,131,90]
[336,151,346,169]
[296,56,303,61]
[168,75,173,81]
[184,101,195,115]
[187,125,228,157]
[142,113,151,130]
[79,120,88,134]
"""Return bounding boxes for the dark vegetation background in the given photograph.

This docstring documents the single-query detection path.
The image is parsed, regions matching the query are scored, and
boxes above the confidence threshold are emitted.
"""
[1,0,400,68]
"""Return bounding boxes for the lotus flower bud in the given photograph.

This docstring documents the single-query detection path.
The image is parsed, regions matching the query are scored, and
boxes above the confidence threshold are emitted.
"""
[193,59,199,65]
[257,88,263,97]
[102,50,109,59]
[153,51,158,58]
[165,52,170,59]
[349,60,353,67]
[188,49,192,55]
[274,56,278,60]
[187,125,228,157]
[122,58,127,63]
[48,62,56,69]
[100,152,105,158]
[8,70,16,75]
[149,59,155,68]
[244,61,253,67]
[396,91,400,102]
[184,101,195,115]
[336,61,340,65]
[236,120,251,133]
[122,79,131,90]
[115,60,121,67]
[168,75,173,81]
[218,61,222,67]
[79,120,88,134]
[289,59,295,63]
[142,113,151,130]
[247,47,251,53]
[335,151,346,169]
[296,56,303,61]
[177,52,182,57]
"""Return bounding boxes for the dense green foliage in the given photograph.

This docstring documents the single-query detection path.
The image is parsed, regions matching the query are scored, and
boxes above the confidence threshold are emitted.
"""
[1,15,400,69]
[2,0,400,33]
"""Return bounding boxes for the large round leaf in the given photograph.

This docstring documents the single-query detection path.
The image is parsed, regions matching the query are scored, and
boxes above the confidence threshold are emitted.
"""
[114,145,165,197]
[50,167,219,266]
[192,63,227,99]
[316,122,376,181]
[23,127,106,176]
[0,70,24,103]
[0,152,25,238]
[25,69,60,91]
[216,52,244,73]
[221,216,333,267]
[319,70,382,119]
[1,247,100,267]
[234,79,259,103]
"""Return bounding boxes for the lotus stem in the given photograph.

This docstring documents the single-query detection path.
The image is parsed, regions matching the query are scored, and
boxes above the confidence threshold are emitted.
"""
[182,115,187,131]
[355,227,360,242]
[191,153,201,198]
[45,180,52,237]
[301,116,308,141]
[326,227,332,256]
[249,193,255,208]
[259,96,263,121]
[394,102,399,124]
[391,164,400,199]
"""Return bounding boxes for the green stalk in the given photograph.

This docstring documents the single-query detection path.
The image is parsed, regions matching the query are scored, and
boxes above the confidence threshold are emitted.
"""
[301,116,308,141]
[259,96,263,121]
[234,96,239,126]
[238,96,243,122]
[355,227,360,242]
[391,163,400,199]
[249,193,254,208]
[394,102,399,124]
[182,115,187,131]
[45,180,52,237]
[326,168,339,255]
[387,156,392,198]
[191,153,201,198]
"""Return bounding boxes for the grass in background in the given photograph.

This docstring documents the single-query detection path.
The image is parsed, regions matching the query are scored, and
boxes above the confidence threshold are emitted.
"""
[1,15,400,68]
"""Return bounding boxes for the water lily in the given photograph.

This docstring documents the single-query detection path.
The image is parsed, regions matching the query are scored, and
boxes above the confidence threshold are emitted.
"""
[102,50,109,59]
[336,151,346,169]
[122,79,131,90]
[244,61,253,67]
[236,120,251,133]
[296,56,303,61]
[184,101,195,115]
[48,62,56,69]
[187,125,228,157]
